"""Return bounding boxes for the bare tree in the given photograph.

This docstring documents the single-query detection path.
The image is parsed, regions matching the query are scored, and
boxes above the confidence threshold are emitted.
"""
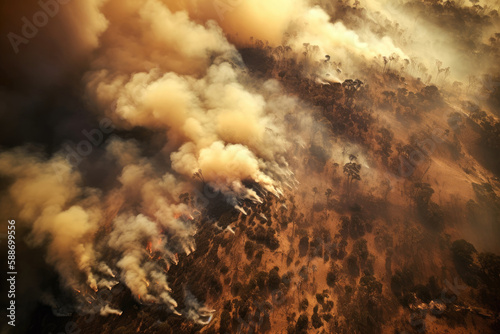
[312,187,318,205]
[343,156,361,198]
[193,169,205,184]
[325,188,332,209]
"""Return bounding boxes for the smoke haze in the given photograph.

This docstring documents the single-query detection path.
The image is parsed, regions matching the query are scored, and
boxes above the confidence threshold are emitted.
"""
[1,0,499,332]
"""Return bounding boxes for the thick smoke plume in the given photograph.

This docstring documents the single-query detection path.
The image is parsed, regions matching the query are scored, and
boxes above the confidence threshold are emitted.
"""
[1,0,498,328]
[0,0,297,321]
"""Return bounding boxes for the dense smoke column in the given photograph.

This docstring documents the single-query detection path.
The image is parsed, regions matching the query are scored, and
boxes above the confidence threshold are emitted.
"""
[0,0,499,332]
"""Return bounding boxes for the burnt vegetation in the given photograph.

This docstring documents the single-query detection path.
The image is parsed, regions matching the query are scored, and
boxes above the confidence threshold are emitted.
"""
[41,1,500,333]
